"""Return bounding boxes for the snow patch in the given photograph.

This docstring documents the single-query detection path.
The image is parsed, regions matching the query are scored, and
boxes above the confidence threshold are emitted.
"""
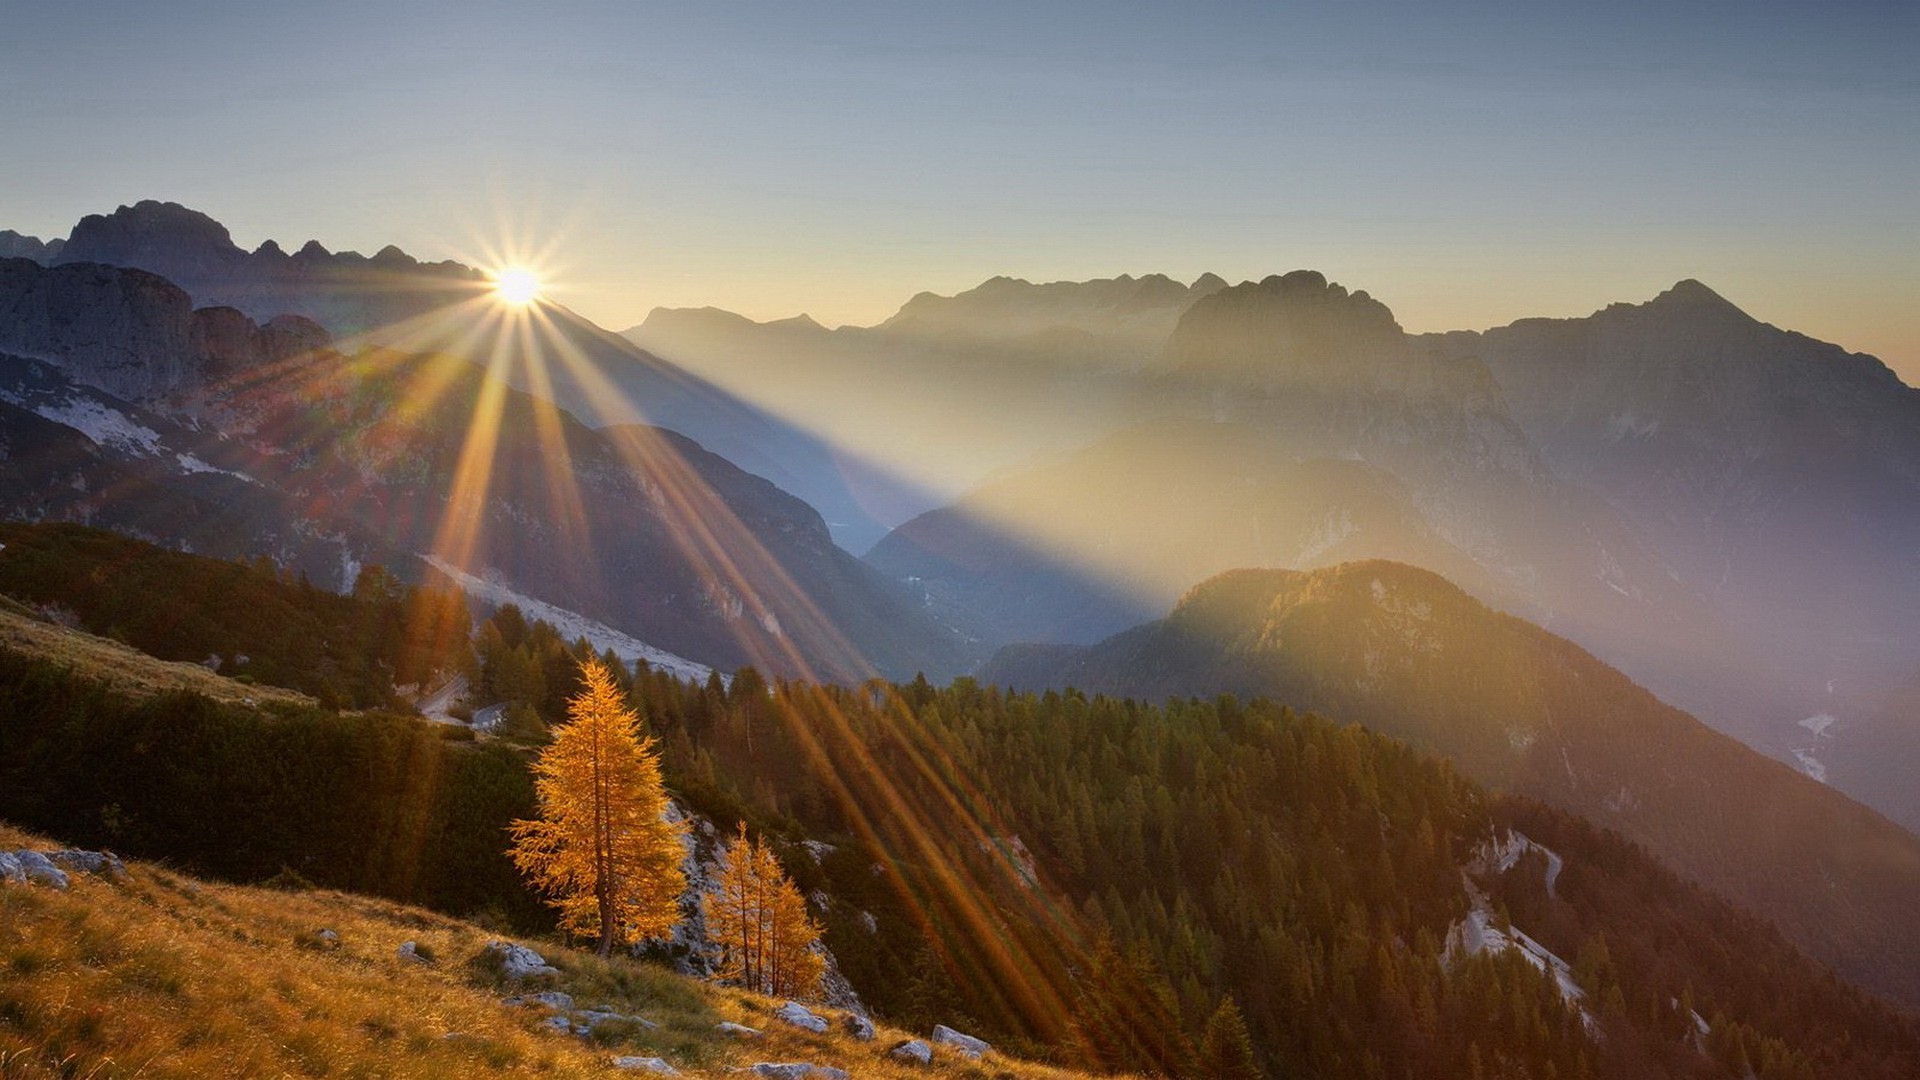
[175,454,255,482]
[1791,749,1828,784]
[1791,713,1838,783]
[17,396,163,455]
[1451,831,1587,1028]
[425,557,714,683]
[1798,713,1838,738]
[1445,906,1592,1029]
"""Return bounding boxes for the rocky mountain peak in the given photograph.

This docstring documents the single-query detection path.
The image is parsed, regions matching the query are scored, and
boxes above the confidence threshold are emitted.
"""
[1636,278,1752,323]
[1163,269,1406,385]
[59,200,242,266]
[0,230,64,263]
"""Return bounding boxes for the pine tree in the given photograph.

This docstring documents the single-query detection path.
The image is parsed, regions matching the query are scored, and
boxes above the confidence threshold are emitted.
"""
[1197,997,1264,1080]
[510,657,687,956]
[704,822,826,999]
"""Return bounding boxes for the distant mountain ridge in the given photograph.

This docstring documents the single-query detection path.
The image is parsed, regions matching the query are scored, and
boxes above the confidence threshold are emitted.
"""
[43,200,481,334]
[0,255,969,681]
[1422,281,1920,800]
[981,560,1920,1009]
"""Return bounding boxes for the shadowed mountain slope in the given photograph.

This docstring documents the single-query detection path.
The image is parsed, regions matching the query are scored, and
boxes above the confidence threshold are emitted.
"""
[982,561,1920,1008]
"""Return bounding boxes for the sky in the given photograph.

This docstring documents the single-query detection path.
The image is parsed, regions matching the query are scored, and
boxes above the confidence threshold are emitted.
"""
[3,1,1916,380]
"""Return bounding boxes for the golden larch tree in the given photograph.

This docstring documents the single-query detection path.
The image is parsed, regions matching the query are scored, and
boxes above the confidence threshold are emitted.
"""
[704,822,826,998]
[510,657,687,956]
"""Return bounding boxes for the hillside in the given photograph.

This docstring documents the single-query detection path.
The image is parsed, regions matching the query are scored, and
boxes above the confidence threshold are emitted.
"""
[3,598,1918,1076]
[0,597,313,711]
[0,257,970,682]
[979,561,1920,1009]
[0,822,1086,1080]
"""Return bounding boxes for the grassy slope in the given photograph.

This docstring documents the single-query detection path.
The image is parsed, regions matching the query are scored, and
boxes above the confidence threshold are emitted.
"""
[0,822,1103,1080]
[0,602,313,711]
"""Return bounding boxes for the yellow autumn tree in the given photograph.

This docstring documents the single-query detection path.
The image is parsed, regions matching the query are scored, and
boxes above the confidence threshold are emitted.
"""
[704,822,825,999]
[509,657,687,956]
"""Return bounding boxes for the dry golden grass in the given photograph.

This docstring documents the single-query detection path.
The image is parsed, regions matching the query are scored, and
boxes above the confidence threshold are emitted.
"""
[0,607,312,711]
[0,822,1106,1079]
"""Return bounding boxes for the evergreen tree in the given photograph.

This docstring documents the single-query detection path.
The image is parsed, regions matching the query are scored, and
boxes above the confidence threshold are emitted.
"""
[509,658,686,955]
[1197,997,1264,1080]
[705,821,826,998]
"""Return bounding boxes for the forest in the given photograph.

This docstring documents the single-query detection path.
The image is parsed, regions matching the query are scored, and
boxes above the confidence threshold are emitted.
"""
[0,528,1916,1078]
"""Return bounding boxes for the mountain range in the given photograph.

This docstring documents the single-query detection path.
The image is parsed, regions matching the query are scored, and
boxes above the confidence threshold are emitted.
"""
[6,199,1920,1023]
[0,252,964,682]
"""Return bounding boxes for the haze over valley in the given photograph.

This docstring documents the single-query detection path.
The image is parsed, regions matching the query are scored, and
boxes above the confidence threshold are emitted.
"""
[2,4,1917,1078]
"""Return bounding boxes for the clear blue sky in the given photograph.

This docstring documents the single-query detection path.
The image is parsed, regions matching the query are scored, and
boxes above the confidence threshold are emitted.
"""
[3,1,1915,377]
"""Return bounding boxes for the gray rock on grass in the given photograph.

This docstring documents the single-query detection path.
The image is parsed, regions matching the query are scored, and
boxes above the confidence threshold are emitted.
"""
[611,1055,677,1073]
[887,1039,933,1065]
[773,1001,829,1033]
[931,1023,992,1058]
[482,940,560,980]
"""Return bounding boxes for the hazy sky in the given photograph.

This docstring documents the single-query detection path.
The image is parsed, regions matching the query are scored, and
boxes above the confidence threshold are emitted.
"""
[4,1,1916,379]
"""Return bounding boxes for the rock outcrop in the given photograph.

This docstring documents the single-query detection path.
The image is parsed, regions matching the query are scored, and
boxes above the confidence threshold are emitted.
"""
[930,1024,991,1058]
[481,940,560,980]
[886,1039,932,1065]
[2,848,127,890]
[746,1065,848,1080]
[773,1001,829,1034]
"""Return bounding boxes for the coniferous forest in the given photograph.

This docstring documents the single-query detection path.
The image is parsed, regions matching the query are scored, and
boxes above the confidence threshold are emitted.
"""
[3,530,1915,1078]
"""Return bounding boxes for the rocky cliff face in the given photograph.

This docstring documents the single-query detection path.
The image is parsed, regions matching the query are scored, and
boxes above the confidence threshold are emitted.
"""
[0,257,330,404]
[1424,282,1920,789]
[51,200,481,336]
[0,256,970,681]
[0,230,63,262]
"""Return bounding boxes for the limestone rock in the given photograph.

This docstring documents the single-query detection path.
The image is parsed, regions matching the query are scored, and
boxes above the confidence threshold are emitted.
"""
[611,1055,677,1073]
[930,1024,991,1058]
[714,1021,763,1038]
[886,1039,932,1065]
[396,940,430,965]
[841,1013,875,1041]
[747,1065,848,1080]
[47,850,128,883]
[773,1001,829,1033]
[0,852,26,885]
[13,851,69,890]
[577,1008,658,1033]
[482,940,560,980]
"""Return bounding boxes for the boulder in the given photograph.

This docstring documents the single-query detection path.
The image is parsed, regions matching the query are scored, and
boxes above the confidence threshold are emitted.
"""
[773,1001,829,1034]
[611,1055,677,1073]
[577,1008,658,1033]
[747,1066,848,1080]
[48,850,129,884]
[482,940,559,980]
[396,940,430,965]
[841,1013,875,1041]
[311,928,341,950]
[14,851,69,890]
[0,852,24,886]
[714,1021,763,1038]
[887,1039,933,1065]
[930,1024,991,1058]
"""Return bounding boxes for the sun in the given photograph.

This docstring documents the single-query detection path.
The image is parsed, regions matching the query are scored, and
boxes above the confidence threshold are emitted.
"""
[492,267,542,306]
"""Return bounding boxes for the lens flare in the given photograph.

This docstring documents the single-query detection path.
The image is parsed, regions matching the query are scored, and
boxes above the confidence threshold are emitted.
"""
[493,267,542,306]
